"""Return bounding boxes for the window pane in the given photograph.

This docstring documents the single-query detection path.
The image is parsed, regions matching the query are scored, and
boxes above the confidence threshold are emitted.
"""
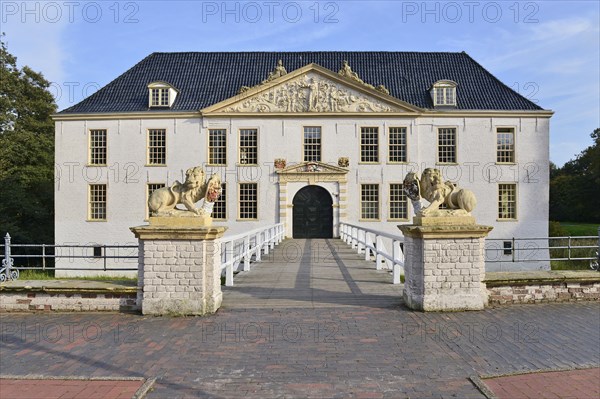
[89,129,107,165]
[239,183,257,219]
[360,127,379,163]
[445,88,455,104]
[389,183,408,220]
[388,127,407,163]
[496,128,515,163]
[151,88,169,106]
[303,126,322,162]
[148,129,166,165]
[89,184,107,220]
[239,129,258,164]
[209,129,227,165]
[160,89,169,106]
[212,183,227,220]
[436,88,445,105]
[361,184,379,220]
[147,183,165,218]
[438,128,456,163]
[498,184,517,219]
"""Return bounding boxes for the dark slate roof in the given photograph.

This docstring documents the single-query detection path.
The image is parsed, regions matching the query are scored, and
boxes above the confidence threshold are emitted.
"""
[59,51,544,113]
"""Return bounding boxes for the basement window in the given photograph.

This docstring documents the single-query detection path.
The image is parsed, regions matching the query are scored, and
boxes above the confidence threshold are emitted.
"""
[503,241,513,256]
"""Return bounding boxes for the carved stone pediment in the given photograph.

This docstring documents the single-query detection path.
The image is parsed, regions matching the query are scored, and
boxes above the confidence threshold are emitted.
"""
[277,161,349,175]
[225,72,400,113]
[276,161,349,183]
[202,64,420,115]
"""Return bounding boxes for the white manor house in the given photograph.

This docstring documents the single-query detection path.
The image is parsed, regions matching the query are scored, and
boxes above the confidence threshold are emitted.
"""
[53,51,552,275]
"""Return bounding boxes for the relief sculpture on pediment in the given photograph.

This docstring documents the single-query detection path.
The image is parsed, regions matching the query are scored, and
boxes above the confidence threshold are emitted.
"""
[225,73,397,113]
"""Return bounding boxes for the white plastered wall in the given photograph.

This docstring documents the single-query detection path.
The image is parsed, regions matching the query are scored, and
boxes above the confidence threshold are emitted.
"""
[55,114,550,275]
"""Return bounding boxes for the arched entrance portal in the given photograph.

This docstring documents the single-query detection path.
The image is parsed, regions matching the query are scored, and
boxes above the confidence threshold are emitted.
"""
[292,185,333,238]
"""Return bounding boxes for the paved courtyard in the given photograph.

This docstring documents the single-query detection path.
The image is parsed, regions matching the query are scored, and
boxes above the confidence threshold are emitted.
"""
[1,239,599,398]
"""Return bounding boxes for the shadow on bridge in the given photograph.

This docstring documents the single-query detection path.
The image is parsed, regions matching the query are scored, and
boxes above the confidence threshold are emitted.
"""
[222,239,403,309]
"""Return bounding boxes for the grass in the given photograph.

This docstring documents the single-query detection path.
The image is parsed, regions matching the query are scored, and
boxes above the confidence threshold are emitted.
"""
[559,222,599,237]
[549,222,598,270]
[16,269,55,280]
[11,269,137,283]
[550,236,598,271]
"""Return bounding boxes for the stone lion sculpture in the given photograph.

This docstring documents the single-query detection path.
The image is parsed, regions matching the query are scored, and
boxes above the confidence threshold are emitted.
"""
[403,168,477,216]
[148,166,222,217]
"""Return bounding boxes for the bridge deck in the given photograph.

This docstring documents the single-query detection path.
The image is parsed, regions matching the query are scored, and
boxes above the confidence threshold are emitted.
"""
[222,239,402,309]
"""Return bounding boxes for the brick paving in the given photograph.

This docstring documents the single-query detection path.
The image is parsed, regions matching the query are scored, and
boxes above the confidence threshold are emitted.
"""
[482,368,600,399]
[0,378,144,399]
[0,239,599,398]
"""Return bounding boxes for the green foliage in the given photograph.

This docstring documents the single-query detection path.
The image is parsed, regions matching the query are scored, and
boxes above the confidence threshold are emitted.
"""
[550,128,600,223]
[0,36,57,244]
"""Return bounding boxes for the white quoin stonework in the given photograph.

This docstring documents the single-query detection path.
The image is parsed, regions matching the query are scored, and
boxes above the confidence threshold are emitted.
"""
[399,223,493,311]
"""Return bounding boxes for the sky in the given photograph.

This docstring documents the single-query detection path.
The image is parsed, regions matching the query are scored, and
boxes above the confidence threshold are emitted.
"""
[2,0,598,166]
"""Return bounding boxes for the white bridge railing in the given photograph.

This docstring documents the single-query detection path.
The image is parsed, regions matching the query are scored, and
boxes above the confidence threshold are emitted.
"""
[218,223,285,286]
[340,222,404,284]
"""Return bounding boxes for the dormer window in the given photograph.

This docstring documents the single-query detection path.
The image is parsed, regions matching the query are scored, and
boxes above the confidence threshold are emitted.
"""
[431,80,457,107]
[151,88,169,106]
[148,81,177,108]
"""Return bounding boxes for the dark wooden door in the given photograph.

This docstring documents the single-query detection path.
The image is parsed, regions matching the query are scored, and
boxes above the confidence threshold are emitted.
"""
[293,186,333,238]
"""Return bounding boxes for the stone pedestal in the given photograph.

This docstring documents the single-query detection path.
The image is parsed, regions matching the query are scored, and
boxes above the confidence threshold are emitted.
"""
[131,218,227,316]
[399,218,492,311]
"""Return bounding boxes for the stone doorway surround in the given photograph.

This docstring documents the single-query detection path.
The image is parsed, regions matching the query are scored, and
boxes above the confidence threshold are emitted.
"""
[276,161,349,238]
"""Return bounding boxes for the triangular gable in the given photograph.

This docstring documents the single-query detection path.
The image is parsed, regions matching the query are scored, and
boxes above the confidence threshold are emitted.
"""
[202,63,421,115]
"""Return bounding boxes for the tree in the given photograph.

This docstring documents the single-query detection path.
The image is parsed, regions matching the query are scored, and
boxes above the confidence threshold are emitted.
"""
[0,36,57,244]
[550,128,600,223]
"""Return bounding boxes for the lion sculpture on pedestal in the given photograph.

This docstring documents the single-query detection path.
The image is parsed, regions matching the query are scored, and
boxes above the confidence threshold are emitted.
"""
[403,168,477,217]
[148,166,222,217]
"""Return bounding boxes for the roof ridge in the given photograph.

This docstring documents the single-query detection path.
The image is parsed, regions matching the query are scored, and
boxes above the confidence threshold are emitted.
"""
[150,50,467,55]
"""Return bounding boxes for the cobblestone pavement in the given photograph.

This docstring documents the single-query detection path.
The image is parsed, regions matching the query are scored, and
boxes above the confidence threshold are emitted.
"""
[1,239,599,398]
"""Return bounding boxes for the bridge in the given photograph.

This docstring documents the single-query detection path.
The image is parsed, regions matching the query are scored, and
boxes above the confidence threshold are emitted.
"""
[220,223,404,309]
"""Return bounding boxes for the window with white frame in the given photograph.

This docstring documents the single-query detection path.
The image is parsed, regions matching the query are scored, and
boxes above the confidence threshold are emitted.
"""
[146,183,165,218]
[303,126,322,162]
[360,127,379,163]
[239,129,258,165]
[438,128,456,163]
[208,129,227,165]
[388,127,407,163]
[238,183,257,219]
[148,129,166,165]
[389,183,408,220]
[212,183,226,220]
[150,88,169,107]
[148,82,177,108]
[89,184,107,220]
[497,128,515,163]
[431,80,457,106]
[498,183,517,220]
[360,184,379,220]
[89,129,107,165]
